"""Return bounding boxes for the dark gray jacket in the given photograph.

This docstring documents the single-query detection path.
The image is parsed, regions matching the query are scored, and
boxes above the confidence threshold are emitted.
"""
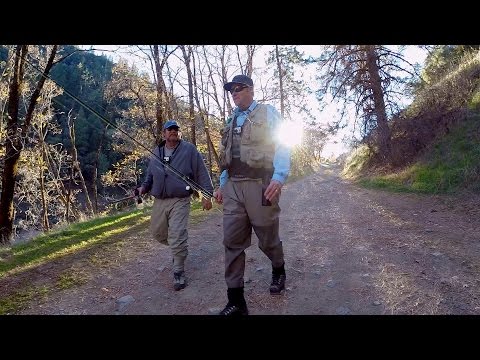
[142,140,213,199]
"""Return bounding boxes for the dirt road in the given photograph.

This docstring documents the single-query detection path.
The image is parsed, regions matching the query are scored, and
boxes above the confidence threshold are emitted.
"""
[17,164,480,315]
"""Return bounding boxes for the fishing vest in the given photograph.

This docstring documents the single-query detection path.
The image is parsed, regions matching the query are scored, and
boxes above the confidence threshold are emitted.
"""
[219,103,275,175]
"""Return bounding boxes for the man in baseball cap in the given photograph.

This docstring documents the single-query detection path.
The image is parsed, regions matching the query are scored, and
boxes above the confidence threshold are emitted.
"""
[215,72,290,316]
[137,118,213,292]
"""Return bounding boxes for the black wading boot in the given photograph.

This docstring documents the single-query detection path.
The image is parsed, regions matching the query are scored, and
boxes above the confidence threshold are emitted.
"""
[270,263,286,295]
[173,271,186,291]
[219,287,248,316]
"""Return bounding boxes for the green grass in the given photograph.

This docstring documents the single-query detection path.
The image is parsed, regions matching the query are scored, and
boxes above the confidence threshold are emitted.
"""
[0,199,219,314]
[0,207,151,277]
[0,198,217,277]
[0,209,150,314]
[0,285,49,315]
[356,115,480,194]
[341,145,372,179]
[56,269,89,290]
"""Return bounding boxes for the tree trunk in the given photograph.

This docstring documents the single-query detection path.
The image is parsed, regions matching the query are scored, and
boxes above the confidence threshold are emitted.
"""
[275,46,285,118]
[43,142,79,221]
[66,162,74,223]
[152,45,171,142]
[235,45,256,76]
[67,111,94,216]
[92,126,106,214]
[39,163,50,232]
[0,46,24,244]
[245,45,255,76]
[365,45,391,159]
[190,49,221,169]
[0,149,21,244]
[0,45,57,244]
[39,126,50,232]
[180,45,196,146]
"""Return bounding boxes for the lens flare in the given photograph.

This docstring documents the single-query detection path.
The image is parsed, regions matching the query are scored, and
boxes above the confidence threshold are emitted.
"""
[276,120,303,148]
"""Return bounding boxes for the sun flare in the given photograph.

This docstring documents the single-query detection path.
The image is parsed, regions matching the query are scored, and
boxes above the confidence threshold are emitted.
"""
[277,120,303,147]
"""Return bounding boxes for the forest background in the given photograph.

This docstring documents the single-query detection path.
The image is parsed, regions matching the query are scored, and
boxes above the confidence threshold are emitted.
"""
[0,44,479,246]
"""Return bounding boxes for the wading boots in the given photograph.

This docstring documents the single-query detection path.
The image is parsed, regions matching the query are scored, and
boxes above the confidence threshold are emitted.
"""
[173,271,186,291]
[270,263,286,295]
[219,287,248,315]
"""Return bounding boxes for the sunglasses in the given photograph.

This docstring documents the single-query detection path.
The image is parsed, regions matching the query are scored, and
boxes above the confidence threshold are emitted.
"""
[166,127,179,131]
[229,85,249,94]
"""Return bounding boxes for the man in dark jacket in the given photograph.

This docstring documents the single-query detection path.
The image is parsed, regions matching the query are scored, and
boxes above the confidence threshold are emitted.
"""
[138,120,213,291]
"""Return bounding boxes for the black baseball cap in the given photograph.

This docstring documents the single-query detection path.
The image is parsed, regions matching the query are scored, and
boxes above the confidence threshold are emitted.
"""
[224,74,254,91]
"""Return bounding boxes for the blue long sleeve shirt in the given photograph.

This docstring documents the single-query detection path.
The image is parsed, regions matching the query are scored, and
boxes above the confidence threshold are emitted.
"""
[219,100,291,187]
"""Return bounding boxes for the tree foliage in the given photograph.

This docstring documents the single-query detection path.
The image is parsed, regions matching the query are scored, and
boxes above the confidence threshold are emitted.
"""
[313,45,420,161]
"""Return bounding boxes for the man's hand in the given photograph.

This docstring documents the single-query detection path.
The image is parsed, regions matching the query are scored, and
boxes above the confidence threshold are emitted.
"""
[213,188,223,204]
[202,197,212,210]
[264,180,282,202]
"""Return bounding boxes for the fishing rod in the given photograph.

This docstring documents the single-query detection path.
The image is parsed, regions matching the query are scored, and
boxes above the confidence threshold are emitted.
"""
[23,53,213,200]
[108,189,143,205]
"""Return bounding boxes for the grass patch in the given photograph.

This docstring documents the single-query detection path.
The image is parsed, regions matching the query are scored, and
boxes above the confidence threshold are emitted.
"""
[0,285,49,315]
[0,267,85,314]
[1,197,216,279]
[0,197,221,313]
[356,114,480,194]
[56,268,89,290]
[342,145,372,179]
[0,207,151,277]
